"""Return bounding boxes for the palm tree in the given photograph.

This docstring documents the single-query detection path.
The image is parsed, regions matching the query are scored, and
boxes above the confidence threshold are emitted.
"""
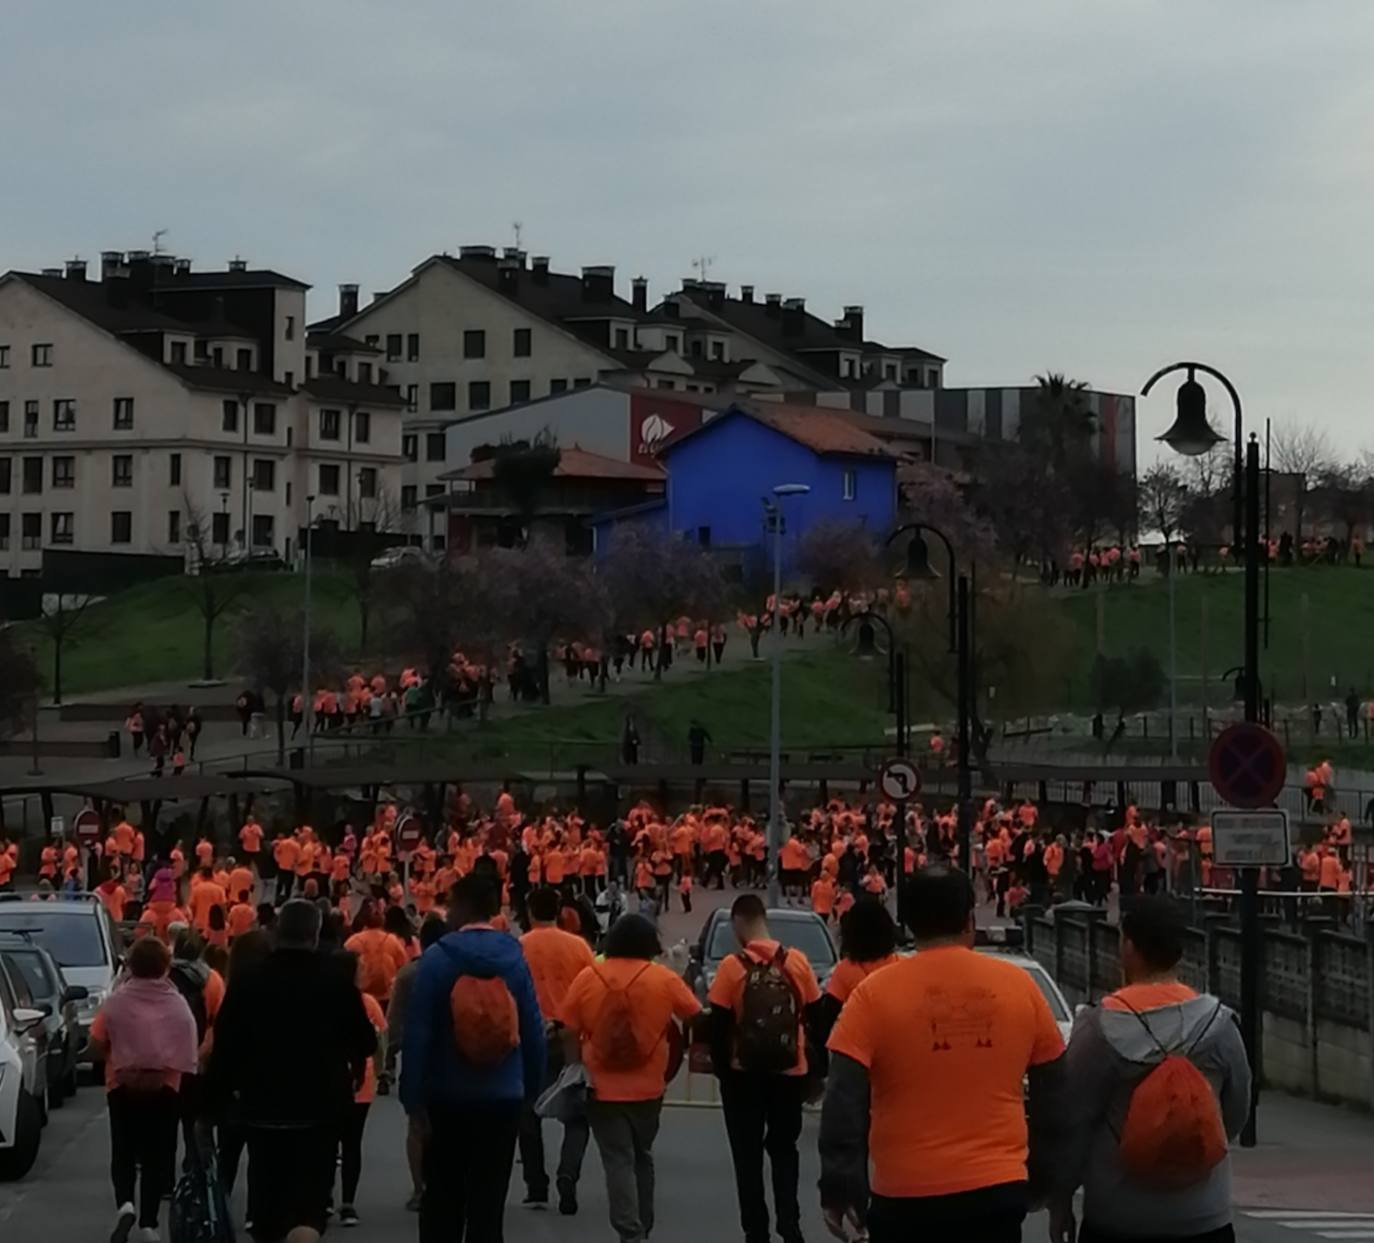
[1026,372,1096,477]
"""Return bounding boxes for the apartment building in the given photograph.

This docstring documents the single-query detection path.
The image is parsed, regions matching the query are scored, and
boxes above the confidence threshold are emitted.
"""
[0,252,405,581]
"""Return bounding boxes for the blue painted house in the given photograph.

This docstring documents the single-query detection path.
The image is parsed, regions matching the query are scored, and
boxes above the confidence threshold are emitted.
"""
[651,402,897,565]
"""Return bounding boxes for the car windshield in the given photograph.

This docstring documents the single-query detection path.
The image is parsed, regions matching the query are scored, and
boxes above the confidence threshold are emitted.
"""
[1022,966,1070,1022]
[2,950,54,1000]
[706,918,836,969]
[0,910,106,968]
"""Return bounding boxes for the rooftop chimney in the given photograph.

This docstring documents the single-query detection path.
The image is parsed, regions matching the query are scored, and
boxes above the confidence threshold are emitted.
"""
[782,297,806,336]
[740,284,755,304]
[582,264,615,302]
[127,251,154,290]
[704,280,726,311]
[41,267,62,277]
[339,283,359,319]
[837,304,864,342]
[632,276,648,314]
[173,258,192,277]
[227,257,248,272]
[498,256,520,295]
[64,258,87,281]
[531,255,550,285]
[502,247,527,268]
[100,251,124,280]
[458,244,497,261]
[764,292,782,318]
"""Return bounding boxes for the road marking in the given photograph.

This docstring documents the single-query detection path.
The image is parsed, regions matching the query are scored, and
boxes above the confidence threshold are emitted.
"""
[1242,1211,1374,1240]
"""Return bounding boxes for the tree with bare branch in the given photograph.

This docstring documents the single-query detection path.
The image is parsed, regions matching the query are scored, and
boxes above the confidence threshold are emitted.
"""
[1138,462,1188,544]
[343,486,410,651]
[181,493,252,681]
[0,630,39,733]
[795,519,882,596]
[1271,420,1333,539]
[34,592,101,705]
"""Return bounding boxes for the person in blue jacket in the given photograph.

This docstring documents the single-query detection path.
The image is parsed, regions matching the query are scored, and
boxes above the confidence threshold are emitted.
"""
[402,873,546,1243]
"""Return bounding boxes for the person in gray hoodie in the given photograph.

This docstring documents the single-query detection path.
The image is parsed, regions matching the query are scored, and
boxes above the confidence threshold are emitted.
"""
[1051,896,1252,1243]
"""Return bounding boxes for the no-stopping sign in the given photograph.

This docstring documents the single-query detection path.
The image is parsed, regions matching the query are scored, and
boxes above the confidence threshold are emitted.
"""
[879,758,921,801]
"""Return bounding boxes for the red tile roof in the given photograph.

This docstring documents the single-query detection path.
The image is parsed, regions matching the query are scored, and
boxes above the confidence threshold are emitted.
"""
[447,444,665,483]
[660,401,894,460]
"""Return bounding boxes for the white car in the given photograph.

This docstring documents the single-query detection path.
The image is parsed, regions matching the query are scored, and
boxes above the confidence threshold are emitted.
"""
[0,960,47,1180]
[988,952,1075,1044]
[369,544,430,571]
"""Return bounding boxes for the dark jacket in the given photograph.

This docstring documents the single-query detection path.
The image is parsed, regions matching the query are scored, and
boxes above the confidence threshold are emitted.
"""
[400,927,544,1113]
[206,946,376,1128]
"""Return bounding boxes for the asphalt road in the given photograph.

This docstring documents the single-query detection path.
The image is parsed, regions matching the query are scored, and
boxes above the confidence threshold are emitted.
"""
[3,1081,1365,1243]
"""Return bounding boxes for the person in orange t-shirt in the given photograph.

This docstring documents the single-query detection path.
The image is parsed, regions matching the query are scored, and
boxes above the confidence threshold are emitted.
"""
[822,867,1064,1240]
[819,898,900,1047]
[227,901,257,939]
[337,980,387,1222]
[188,870,227,936]
[272,833,299,904]
[811,874,836,919]
[706,894,822,1243]
[518,887,597,1208]
[559,913,700,1242]
[239,818,264,871]
[345,912,408,1004]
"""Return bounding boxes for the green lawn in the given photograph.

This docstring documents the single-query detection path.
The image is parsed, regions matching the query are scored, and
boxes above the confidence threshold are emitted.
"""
[1057,565,1374,709]
[22,568,359,699]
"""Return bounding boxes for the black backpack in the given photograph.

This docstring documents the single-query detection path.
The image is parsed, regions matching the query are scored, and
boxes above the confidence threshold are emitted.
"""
[168,961,209,1044]
[734,947,801,1074]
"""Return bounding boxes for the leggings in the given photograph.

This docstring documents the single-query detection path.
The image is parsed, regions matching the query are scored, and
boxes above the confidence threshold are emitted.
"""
[339,1102,371,1205]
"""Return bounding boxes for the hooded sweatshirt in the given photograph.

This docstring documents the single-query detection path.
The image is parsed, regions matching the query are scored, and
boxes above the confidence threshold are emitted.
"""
[400,926,545,1113]
[1063,982,1252,1238]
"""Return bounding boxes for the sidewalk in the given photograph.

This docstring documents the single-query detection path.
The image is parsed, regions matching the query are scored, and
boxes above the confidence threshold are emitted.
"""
[1232,1090,1374,1211]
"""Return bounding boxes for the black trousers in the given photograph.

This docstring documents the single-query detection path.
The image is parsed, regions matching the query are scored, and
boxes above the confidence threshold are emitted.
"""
[869,1184,1027,1243]
[338,1102,371,1205]
[420,1100,522,1243]
[1080,1227,1235,1243]
[518,1044,589,1197]
[108,1087,180,1229]
[246,1124,337,1243]
[718,1073,807,1243]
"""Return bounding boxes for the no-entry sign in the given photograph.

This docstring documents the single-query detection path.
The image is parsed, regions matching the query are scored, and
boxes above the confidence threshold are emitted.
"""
[394,812,422,858]
[72,807,102,845]
[1209,723,1286,810]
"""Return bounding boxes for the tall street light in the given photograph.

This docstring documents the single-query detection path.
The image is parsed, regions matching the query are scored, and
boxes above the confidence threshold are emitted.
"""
[1141,361,1261,1148]
[886,523,973,874]
[764,483,810,907]
[302,494,316,764]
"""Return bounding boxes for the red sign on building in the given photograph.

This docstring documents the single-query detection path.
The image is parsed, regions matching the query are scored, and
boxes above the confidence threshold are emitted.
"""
[629,394,704,467]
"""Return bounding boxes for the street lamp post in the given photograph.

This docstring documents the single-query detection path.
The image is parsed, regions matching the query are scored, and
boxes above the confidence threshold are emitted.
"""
[764,483,810,908]
[302,494,316,764]
[1142,361,1260,1147]
[886,524,973,874]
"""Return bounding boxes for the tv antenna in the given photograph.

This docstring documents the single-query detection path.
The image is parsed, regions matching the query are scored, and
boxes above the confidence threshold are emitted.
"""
[512,220,524,249]
[691,254,715,281]
[152,228,170,255]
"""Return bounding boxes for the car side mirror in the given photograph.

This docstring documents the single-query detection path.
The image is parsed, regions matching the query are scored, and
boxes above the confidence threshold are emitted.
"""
[1074,1003,1090,1019]
[12,1006,46,1033]
[63,985,89,1005]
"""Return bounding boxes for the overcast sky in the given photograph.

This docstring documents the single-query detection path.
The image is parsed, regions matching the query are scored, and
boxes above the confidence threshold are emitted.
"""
[6,1,1373,461]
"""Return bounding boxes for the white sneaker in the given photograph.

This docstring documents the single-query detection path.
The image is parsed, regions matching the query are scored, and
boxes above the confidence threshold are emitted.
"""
[110,1204,136,1243]
[138,1229,160,1243]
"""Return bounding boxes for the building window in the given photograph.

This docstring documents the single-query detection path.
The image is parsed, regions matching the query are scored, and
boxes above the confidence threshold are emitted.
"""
[23,401,37,438]
[52,456,76,488]
[510,380,531,404]
[405,384,418,412]
[0,345,8,368]
[213,456,232,489]
[884,364,897,380]
[170,341,188,364]
[21,458,42,494]
[656,379,674,390]
[358,362,372,383]
[32,343,53,367]
[211,511,229,546]
[425,432,446,462]
[234,347,252,371]
[513,328,531,358]
[53,399,76,431]
[51,512,73,545]
[550,378,568,395]
[320,408,341,440]
[112,455,133,487]
[283,315,295,341]
[402,433,417,462]
[665,334,679,352]
[253,403,277,435]
[430,533,446,553]
[222,398,239,432]
[0,514,8,549]
[358,467,377,499]
[430,382,456,412]
[110,511,132,544]
[405,332,420,362]
[170,452,182,486]
[319,463,340,495]
[463,330,486,360]
[425,484,444,498]
[401,485,417,510]
[0,457,10,494]
[573,377,591,389]
[354,411,370,443]
[212,347,224,368]
[21,512,40,550]
[364,334,379,348]
[468,381,491,411]
[386,333,402,362]
[842,469,856,501]
[113,397,134,429]
[615,329,630,349]
[252,459,275,491]
[251,514,274,547]
[167,511,181,544]
[690,340,704,358]
[711,340,725,361]
[926,368,939,388]
[0,401,7,433]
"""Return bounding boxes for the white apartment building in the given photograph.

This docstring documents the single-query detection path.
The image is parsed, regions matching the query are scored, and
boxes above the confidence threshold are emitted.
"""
[0,253,405,581]
[313,247,946,505]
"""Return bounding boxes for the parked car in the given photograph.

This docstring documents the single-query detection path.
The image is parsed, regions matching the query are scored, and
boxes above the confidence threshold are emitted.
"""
[0,894,123,1064]
[685,906,838,1003]
[0,955,48,1180]
[370,543,430,571]
[0,935,86,1104]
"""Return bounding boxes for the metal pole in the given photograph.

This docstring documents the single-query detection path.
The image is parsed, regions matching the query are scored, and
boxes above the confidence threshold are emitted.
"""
[767,504,784,908]
[302,496,314,764]
[956,574,972,873]
[1200,594,1209,739]
[1240,433,1261,1148]
[1169,537,1178,759]
[895,649,907,759]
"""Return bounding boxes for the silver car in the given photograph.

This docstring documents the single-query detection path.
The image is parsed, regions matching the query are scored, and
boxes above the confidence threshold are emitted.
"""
[686,907,839,1002]
[0,936,87,1104]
